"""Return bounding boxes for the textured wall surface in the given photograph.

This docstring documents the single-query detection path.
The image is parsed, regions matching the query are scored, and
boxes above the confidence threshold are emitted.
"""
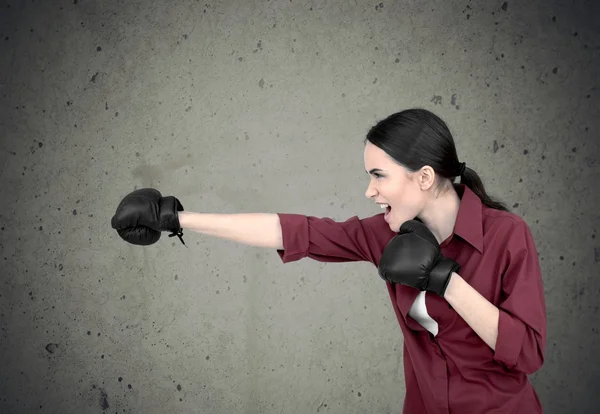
[1,0,599,413]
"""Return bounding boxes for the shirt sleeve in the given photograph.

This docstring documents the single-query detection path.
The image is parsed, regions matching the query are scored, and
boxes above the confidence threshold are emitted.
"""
[492,219,547,374]
[275,213,391,265]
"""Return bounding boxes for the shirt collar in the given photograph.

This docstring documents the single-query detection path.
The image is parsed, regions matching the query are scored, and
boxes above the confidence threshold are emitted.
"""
[452,183,484,254]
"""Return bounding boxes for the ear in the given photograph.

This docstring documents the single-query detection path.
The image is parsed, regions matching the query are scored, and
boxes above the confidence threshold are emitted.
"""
[417,165,436,190]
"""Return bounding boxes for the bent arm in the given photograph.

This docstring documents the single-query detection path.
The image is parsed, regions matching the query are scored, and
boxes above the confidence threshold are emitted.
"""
[178,212,283,249]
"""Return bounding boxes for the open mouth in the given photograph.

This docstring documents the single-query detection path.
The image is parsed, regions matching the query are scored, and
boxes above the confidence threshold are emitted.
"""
[383,205,392,220]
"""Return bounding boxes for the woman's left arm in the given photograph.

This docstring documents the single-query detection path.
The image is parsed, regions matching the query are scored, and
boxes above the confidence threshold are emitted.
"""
[443,220,546,374]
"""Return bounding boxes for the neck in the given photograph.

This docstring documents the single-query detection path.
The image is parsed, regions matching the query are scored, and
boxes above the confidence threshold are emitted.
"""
[418,185,461,244]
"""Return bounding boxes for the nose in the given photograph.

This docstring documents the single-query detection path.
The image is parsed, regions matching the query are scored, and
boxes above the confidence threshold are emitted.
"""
[365,180,377,199]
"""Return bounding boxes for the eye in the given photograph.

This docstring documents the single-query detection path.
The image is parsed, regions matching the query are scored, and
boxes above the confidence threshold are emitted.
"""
[373,173,383,179]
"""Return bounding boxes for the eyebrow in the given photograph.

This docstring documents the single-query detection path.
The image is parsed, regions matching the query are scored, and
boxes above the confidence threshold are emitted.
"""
[366,168,384,174]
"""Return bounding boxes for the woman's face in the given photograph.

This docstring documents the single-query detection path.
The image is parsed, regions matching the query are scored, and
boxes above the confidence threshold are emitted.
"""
[363,141,428,232]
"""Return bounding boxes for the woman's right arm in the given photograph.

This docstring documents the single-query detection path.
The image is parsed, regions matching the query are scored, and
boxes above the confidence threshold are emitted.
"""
[178,212,284,249]
[178,210,396,266]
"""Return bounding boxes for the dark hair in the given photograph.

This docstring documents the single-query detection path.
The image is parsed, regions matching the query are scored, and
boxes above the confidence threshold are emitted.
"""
[364,108,510,212]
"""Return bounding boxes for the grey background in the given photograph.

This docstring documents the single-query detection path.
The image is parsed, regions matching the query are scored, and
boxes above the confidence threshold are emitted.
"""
[1,0,599,413]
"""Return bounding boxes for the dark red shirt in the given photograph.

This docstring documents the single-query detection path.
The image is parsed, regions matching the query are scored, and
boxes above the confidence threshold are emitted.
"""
[276,184,546,413]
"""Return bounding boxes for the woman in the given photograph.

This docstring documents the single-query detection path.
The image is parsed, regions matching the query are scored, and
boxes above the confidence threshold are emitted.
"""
[111,108,547,413]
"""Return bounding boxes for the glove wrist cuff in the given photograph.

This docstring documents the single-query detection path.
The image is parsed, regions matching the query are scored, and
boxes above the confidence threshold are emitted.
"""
[428,258,461,296]
[158,196,184,232]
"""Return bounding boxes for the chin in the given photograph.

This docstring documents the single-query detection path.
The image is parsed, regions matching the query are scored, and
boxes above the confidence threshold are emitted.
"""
[387,214,415,233]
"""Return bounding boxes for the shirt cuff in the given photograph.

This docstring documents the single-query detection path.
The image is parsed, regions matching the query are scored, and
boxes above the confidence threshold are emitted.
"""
[276,213,309,263]
[492,309,526,368]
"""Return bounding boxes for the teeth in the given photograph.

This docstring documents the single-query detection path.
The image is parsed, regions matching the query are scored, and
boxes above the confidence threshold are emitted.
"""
[380,204,389,208]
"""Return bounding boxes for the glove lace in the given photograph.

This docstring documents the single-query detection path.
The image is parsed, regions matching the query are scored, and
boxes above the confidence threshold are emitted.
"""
[168,228,187,247]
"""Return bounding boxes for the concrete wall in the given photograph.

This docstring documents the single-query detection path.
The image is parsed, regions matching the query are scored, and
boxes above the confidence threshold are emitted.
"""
[1,0,598,413]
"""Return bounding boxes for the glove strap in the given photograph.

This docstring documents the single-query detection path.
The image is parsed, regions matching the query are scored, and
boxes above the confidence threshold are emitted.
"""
[427,258,461,296]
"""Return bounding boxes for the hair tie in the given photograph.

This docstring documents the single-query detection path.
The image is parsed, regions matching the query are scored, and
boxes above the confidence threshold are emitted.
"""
[458,162,466,176]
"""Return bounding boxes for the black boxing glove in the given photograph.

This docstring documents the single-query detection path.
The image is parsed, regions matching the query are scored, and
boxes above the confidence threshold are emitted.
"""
[110,188,186,246]
[378,220,460,296]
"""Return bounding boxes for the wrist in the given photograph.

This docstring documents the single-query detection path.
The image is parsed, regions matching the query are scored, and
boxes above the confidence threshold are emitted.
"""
[443,272,462,300]
[178,211,190,228]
